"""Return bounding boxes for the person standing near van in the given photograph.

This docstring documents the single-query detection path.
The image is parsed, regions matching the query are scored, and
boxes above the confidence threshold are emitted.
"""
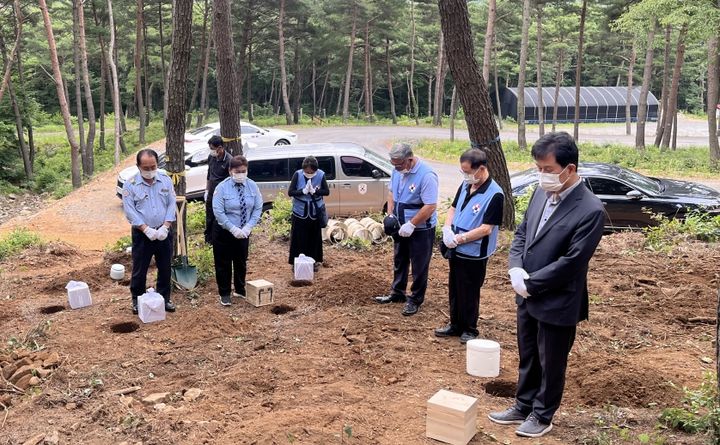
[122,149,177,314]
[204,135,232,244]
[288,156,330,271]
[436,149,504,343]
[375,143,438,316]
[212,155,263,306]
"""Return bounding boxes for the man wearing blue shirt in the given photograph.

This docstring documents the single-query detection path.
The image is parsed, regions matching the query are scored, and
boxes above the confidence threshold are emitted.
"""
[375,143,438,316]
[122,149,177,314]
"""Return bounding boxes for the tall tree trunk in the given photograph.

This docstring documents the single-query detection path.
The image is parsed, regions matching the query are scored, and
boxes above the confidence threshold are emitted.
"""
[107,0,123,165]
[76,0,95,172]
[573,0,588,141]
[159,0,167,124]
[319,66,329,115]
[246,38,253,121]
[408,0,419,125]
[0,0,22,105]
[198,37,212,126]
[707,23,719,165]
[143,20,151,124]
[493,33,502,129]
[552,49,564,132]
[268,69,275,110]
[72,1,86,177]
[214,0,242,154]
[427,76,433,118]
[636,22,656,150]
[654,25,672,147]
[449,85,457,141]
[14,8,34,165]
[39,0,81,188]
[432,29,445,126]
[311,59,317,118]
[166,0,193,196]
[91,0,106,151]
[438,0,514,229]
[625,41,636,136]
[386,38,397,124]
[235,0,252,121]
[342,4,358,123]
[482,0,496,84]
[0,31,30,179]
[363,21,370,120]
[187,0,209,127]
[135,0,146,143]
[517,0,531,150]
[292,38,301,124]
[660,26,687,150]
[535,2,545,136]
[278,0,293,124]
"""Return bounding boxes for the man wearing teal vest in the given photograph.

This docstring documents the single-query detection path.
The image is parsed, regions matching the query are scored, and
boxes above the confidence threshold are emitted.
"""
[435,148,504,343]
[375,143,438,316]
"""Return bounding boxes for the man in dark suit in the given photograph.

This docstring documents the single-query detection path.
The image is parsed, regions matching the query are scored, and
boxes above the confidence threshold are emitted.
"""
[488,132,605,438]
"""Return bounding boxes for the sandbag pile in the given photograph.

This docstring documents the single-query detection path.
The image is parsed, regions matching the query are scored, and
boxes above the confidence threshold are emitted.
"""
[322,217,388,244]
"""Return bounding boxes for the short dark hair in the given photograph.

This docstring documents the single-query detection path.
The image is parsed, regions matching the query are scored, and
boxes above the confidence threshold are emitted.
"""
[208,135,223,147]
[302,156,319,171]
[229,155,248,169]
[531,132,579,167]
[459,148,487,169]
[136,149,159,165]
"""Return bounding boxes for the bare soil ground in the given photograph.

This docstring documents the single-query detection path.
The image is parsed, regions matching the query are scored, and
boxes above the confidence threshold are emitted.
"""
[1,230,719,444]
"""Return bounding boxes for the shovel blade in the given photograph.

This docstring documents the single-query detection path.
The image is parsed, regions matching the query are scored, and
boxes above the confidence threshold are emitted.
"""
[172,265,198,290]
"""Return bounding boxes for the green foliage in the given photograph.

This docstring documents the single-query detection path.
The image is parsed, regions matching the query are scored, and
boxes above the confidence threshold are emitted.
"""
[106,236,132,253]
[338,237,372,250]
[187,241,215,284]
[262,194,292,240]
[660,372,720,438]
[0,228,44,261]
[186,201,206,236]
[643,210,720,251]
[514,184,535,226]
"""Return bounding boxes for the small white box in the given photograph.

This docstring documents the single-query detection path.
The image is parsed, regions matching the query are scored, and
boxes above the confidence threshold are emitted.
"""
[246,280,274,307]
[65,281,92,309]
[138,289,166,323]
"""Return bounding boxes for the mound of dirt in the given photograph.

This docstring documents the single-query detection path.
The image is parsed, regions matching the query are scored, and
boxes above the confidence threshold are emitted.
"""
[309,269,391,307]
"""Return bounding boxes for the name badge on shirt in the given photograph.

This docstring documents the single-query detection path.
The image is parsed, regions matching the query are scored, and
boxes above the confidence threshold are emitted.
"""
[472,203,481,215]
[160,188,170,193]
[409,183,416,193]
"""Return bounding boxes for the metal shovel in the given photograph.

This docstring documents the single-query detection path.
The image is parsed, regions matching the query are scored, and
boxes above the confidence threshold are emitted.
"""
[171,197,198,290]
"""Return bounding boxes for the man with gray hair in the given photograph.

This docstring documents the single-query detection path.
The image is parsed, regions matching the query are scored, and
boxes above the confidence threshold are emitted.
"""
[374,142,438,316]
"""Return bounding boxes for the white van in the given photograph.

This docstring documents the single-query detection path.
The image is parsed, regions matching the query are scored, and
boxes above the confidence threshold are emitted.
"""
[117,142,393,217]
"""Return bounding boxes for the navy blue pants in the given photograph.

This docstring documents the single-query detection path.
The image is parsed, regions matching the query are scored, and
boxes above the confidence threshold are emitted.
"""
[448,256,488,336]
[212,223,250,297]
[391,228,435,305]
[130,228,173,302]
[514,303,577,424]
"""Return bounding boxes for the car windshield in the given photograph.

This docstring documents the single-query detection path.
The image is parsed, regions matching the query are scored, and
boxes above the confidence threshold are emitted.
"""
[364,149,392,172]
[188,126,212,136]
[616,168,662,194]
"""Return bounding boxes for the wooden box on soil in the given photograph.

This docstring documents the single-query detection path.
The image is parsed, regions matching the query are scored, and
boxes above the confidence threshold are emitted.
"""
[245,279,274,307]
[426,389,478,445]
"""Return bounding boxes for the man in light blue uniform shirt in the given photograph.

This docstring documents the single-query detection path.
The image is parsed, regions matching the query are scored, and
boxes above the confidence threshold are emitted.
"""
[211,155,263,306]
[122,149,177,314]
[375,143,438,316]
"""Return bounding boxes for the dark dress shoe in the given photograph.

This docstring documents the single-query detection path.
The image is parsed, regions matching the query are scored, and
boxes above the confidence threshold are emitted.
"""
[132,301,138,315]
[402,301,419,316]
[460,332,478,344]
[374,294,406,304]
[434,325,460,337]
[164,301,176,312]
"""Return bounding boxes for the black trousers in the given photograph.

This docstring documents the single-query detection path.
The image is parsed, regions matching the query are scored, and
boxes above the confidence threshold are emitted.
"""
[514,303,577,424]
[391,228,435,305]
[288,214,323,265]
[448,256,488,336]
[130,228,173,302]
[204,182,221,244]
[212,223,250,297]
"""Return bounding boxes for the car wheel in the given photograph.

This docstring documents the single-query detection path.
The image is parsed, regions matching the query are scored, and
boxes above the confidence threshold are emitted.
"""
[274,139,290,146]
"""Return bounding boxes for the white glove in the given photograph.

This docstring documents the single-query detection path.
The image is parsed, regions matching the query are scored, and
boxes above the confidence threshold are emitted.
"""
[143,226,158,240]
[302,182,311,195]
[309,185,318,195]
[442,226,457,248]
[509,267,530,298]
[398,221,416,237]
[240,225,252,238]
[204,190,208,201]
[230,226,246,239]
[156,226,169,241]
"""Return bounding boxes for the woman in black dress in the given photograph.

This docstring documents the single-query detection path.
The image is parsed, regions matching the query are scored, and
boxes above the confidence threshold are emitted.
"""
[288,156,330,271]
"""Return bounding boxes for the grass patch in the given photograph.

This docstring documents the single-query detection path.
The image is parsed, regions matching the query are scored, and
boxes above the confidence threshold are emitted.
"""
[414,139,720,177]
[0,228,44,261]
[643,210,720,252]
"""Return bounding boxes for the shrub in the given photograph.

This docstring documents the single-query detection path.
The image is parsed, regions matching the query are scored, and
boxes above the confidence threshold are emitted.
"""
[514,184,535,226]
[660,372,720,437]
[262,194,292,240]
[643,210,720,251]
[186,201,206,236]
[186,240,215,284]
[0,228,44,261]
[106,235,132,253]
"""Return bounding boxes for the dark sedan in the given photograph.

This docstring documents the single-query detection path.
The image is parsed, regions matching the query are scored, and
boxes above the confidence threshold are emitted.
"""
[511,162,720,230]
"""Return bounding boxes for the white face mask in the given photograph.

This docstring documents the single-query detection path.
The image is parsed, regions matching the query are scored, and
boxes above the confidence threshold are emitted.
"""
[305,172,316,179]
[538,166,569,192]
[209,149,219,157]
[140,169,157,180]
[398,169,410,175]
[462,170,480,185]
[232,172,247,183]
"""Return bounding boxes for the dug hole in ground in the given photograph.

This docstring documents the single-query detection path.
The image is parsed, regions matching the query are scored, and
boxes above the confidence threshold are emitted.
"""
[0,225,719,444]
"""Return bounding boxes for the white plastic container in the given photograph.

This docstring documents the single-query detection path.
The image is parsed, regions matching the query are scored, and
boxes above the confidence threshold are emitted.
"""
[110,264,125,280]
[293,254,315,281]
[466,339,501,377]
[65,281,92,309]
[137,288,166,324]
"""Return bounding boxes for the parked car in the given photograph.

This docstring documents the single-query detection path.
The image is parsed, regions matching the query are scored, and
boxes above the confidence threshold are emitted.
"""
[117,142,393,217]
[184,121,298,146]
[511,162,720,230]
